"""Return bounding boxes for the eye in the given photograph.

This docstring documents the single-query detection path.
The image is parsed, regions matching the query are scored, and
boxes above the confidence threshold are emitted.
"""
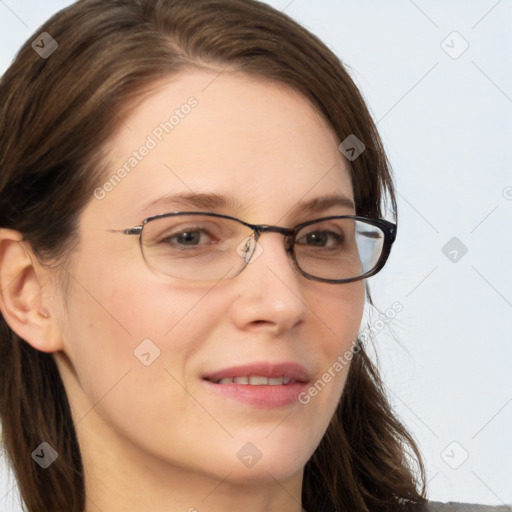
[296,229,344,248]
[160,227,213,247]
[157,223,223,249]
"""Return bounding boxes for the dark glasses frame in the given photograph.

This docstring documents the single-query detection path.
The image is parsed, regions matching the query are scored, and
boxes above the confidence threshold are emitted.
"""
[109,211,397,284]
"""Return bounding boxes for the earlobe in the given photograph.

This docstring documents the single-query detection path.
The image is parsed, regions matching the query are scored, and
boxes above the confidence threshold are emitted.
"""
[0,228,63,353]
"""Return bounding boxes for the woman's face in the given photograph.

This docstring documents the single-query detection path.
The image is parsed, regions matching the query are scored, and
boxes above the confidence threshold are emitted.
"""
[50,70,365,489]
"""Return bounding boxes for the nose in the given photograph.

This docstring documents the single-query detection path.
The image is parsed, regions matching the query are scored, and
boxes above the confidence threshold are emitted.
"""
[228,232,309,336]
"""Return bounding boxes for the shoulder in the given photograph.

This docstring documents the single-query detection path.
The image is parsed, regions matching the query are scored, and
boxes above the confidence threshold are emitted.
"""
[426,502,512,512]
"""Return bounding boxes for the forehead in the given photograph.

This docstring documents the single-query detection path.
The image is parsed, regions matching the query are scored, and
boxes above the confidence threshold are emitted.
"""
[89,70,353,226]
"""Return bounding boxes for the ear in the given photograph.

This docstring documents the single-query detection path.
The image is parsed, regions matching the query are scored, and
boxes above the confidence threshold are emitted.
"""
[0,228,64,353]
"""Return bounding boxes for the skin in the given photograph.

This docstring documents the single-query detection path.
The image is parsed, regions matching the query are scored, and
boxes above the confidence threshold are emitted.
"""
[0,69,365,512]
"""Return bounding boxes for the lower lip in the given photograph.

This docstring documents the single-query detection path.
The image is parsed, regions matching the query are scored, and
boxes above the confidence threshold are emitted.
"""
[202,380,308,407]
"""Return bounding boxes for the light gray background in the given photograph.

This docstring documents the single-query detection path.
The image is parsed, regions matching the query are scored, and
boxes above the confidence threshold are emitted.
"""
[0,1,511,510]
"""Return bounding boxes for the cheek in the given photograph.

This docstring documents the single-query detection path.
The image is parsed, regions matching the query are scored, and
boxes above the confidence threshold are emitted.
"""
[310,281,365,400]
[58,259,226,412]
[315,280,365,349]
[57,268,232,454]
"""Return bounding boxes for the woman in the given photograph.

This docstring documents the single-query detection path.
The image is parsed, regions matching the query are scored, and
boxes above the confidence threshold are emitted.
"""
[0,1,508,511]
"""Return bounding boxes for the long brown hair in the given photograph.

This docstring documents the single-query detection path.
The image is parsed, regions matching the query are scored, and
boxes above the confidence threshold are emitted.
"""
[0,1,427,510]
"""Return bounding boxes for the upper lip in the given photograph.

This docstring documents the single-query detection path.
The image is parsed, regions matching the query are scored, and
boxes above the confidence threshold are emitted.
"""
[202,362,311,383]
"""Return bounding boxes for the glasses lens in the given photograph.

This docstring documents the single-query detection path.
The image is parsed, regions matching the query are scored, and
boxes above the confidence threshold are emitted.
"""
[294,218,385,281]
[140,214,252,280]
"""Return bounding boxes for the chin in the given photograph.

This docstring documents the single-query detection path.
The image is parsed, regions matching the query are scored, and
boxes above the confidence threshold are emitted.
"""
[221,457,307,487]
[219,431,317,483]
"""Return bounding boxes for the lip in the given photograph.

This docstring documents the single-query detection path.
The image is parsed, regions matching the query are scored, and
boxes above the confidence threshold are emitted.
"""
[202,362,310,383]
[201,362,311,408]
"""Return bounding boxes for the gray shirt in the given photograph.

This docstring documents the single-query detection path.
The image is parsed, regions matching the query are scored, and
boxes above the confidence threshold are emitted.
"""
[427,502,512,511]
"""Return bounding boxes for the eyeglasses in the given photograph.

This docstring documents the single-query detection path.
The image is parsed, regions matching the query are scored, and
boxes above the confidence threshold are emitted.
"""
[109,211,397,284]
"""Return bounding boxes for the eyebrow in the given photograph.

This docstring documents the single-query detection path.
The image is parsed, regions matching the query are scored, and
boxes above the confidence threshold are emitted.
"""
[142,192,356,215]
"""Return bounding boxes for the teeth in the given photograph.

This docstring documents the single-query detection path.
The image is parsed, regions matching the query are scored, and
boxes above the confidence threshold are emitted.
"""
[215,376,292,385]
[249,376,268,385]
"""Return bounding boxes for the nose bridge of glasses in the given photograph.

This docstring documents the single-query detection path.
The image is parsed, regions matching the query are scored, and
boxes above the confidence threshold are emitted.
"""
[234,230,295,281]
[251,224,295,252]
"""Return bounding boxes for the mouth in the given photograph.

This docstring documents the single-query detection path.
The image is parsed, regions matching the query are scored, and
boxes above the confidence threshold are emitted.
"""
[201,362,310,408]
[207,375,295,385]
